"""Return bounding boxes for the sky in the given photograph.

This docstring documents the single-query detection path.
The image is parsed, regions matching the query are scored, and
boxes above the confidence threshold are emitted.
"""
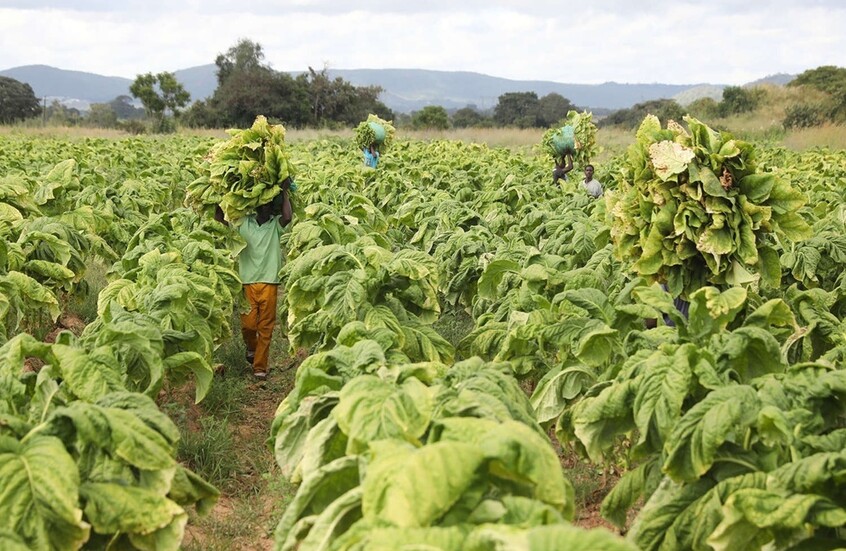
[1,0,844,85]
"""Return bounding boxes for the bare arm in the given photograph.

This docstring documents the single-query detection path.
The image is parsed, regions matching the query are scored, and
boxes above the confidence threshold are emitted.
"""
[557,152,574,174]
[278,178,293,227]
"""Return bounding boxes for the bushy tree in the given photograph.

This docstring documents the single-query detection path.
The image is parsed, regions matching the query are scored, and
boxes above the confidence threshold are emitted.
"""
[306,66,391,127]
[86,103,117,128]
[783,103,828,128]
[0,76,41,123]
[215,38,268,85]
[46,100,81,126]
[212,69,310,127]
[600,99,685,129]
[718,85,764,116]
[686,97,720,119]
[108,95,145,120]
[181,100,220,128]
[494,92,540,127]
[788,65,846,120]
[129,72,190,132]
[412,106,450,129]
[537,93,576,127]
[451,106,490,128]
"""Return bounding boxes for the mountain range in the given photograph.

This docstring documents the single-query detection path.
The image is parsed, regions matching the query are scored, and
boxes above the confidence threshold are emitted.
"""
[0,64,794,114]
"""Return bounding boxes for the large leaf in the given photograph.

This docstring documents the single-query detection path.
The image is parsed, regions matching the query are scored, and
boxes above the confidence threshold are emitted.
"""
[663,385,760,482]
[0,435,90,550]
[333,375,433,453]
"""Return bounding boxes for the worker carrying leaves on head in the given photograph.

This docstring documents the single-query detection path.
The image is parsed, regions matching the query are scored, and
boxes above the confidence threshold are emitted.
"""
[355,114,395,169]
[216,177,293,380]
[363,143,380,168]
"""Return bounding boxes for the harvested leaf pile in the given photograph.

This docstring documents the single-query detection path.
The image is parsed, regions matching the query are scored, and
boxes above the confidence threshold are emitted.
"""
[607,115,811,298]
[354,114,396,154]
[541,110,598,169]
[186,115,295,224]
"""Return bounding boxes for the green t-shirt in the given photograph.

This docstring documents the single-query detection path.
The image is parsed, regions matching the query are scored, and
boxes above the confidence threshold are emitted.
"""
[238,215,284,284]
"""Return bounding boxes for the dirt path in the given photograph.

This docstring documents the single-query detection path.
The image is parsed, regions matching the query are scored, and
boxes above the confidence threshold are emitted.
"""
[176,349,302,551]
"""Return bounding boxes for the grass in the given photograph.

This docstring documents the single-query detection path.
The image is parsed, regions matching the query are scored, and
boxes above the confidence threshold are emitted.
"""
[65,260,109,324]
[178,415,241,492]
[782,123,846,150]
[432,306,476,349]
[166,309,300,550]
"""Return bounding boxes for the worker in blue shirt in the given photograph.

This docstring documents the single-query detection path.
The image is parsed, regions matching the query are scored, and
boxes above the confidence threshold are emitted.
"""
[363,143,380,168]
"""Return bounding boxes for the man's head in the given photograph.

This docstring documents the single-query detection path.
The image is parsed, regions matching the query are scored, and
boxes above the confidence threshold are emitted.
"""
[255,200,274,225]
[584,165,594,180]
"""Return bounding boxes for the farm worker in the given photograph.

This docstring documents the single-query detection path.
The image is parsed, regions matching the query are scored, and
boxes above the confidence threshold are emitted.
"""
[363,143,380,168]
[552,149,573,184]
[216,178,293,379]
[582,165,604,198]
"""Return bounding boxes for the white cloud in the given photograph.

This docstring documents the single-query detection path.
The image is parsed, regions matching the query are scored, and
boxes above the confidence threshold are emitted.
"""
[1,1,844,84]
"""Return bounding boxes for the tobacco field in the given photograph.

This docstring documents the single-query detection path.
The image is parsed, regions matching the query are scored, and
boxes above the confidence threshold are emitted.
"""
[1,117,846,550]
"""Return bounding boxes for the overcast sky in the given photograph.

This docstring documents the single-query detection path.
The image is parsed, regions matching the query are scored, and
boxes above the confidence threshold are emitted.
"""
[1,0,844,84]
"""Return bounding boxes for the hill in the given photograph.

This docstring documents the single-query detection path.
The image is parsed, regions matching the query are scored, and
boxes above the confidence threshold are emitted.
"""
[2,64,734,114]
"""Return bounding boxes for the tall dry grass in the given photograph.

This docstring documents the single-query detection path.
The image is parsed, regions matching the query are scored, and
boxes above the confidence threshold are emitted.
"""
[782,124,846,151]
[0,125,131,139]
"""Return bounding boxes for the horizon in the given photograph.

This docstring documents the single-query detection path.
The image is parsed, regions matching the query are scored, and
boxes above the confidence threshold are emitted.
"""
[1,62,798,88]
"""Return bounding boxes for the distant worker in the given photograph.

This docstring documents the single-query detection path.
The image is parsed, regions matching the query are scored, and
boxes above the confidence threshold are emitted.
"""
[550,123,575,184]
[582,164,603,198]
[363,143,380,168]
[552,150,573,184]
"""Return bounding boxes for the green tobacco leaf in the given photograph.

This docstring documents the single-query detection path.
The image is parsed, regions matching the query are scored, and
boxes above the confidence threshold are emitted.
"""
[464,523,638,551]
[167,465,219,517]
[298,487,362,551]
[663,385,760,482]
[54,401,176,471]
[50,344,125,402]
[333,375,433,454]
[530,364,595,425]
[80,482,186,551]
[687,286,747,341]
[361,439,486,527]
[708,489,846,551]
[0,435,90,550]
[477,259,520,300]
[275,456,360,548]
[431,417,574,518]
[162,352,213,404]
[600,459,661,529]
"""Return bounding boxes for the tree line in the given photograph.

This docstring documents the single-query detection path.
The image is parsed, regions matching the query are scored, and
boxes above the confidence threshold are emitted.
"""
[1,50,844,132]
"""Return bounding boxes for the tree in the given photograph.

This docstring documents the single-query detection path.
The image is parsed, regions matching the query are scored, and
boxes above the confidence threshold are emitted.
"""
[788,65,846,120]
[686,97,720,119]
[306,66,391,127]
[129,72,190,132]
[86,103,117,128]
[215,38,268,85]
[718,86,764,116]
[537,93,576,127]
[212,69,311,127]
[412,106,450,130]
[494,92,540,127]
[108,95,145,120]
[181,99,220,129]
[0,76,41,123]
[600,99,685,129]
[452,106,490,128]
[46,100,81,126]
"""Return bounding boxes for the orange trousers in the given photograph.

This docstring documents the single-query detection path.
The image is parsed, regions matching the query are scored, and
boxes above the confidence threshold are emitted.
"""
[241,283,278,373]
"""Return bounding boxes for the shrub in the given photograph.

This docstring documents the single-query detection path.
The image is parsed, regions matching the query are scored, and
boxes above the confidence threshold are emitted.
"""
[783,103,828,128]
